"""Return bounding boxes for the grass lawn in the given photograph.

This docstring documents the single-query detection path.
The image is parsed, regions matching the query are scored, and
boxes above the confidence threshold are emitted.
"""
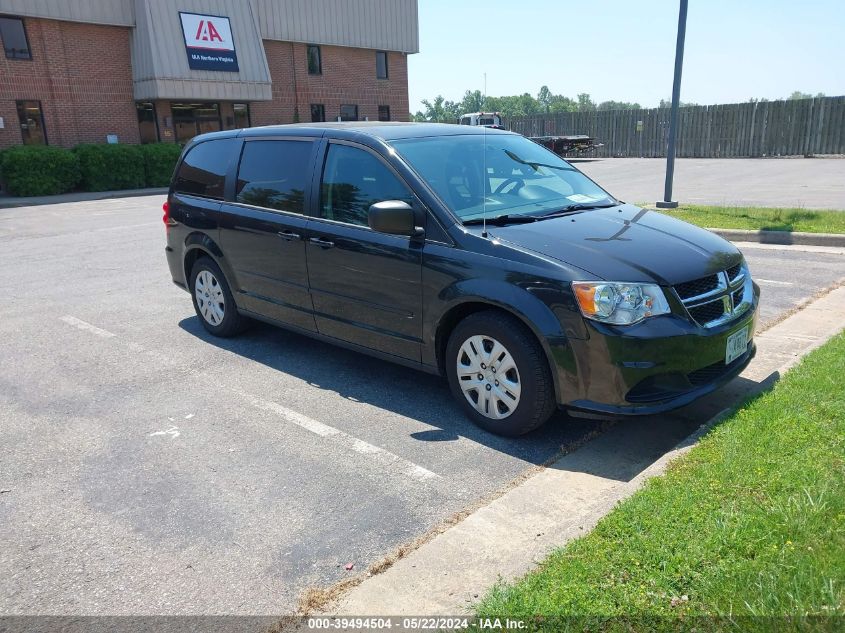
[647,204,845,234]
[477,333,845,628]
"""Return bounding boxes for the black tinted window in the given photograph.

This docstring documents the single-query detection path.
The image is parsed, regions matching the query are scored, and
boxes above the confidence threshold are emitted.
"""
[173,138,238,199]
[0,17,31,60]
[307,45,321,75]
[236,140,312,214]
[320,144,414,227]
[376,51,388,79]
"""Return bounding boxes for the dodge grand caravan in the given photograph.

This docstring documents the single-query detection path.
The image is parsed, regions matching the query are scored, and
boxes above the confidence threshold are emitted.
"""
[164,123,759,436]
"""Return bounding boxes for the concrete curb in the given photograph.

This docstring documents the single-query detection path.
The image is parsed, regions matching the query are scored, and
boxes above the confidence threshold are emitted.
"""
[708,227,845,247]
[324,285,845,617]
[0,188,167,209]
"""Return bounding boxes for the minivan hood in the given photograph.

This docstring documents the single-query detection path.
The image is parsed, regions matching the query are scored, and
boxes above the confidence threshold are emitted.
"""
[487,204,741,285]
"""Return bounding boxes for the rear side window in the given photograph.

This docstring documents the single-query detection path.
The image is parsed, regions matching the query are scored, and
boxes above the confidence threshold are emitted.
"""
[235,140,313,214]
[173,138,238,199]
[320,144,414,227]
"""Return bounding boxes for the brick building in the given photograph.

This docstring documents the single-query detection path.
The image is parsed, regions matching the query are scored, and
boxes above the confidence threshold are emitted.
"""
[0,0,418,149]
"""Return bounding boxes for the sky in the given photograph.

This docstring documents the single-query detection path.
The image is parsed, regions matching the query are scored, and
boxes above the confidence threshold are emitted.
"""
[408,0,845,114]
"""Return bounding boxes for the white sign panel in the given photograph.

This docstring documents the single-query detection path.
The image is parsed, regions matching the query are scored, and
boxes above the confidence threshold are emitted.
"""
[179,12,239,71]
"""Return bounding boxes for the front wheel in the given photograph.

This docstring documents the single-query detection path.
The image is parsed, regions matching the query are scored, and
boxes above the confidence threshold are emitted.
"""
[445,310,556,436]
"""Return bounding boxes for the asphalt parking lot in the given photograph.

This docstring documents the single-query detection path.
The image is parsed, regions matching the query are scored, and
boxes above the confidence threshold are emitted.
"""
[575,157,845,209]
[1,195,844,615]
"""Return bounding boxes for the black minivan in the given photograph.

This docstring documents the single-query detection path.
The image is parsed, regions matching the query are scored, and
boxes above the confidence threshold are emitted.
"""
[164,122,759,436]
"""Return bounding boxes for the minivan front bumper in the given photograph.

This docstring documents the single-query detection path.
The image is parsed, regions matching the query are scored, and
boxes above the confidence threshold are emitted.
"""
[559,288,760,416]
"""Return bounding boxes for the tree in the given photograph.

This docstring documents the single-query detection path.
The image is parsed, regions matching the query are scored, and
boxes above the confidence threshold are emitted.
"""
[597,100,642,111]
[788,90,825,100]
[537,85,553,112]
[577,93,596,111]
[413,95,461,123]
[659,98,699,108]
[459,90,485,114]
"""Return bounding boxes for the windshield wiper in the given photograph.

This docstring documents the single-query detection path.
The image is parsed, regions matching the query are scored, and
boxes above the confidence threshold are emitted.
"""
[463,214,540,226]
[503,150,574,173]
[538,202,618,218]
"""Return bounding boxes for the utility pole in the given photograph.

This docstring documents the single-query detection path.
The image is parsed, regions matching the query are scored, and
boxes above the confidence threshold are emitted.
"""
[656,0,688,209]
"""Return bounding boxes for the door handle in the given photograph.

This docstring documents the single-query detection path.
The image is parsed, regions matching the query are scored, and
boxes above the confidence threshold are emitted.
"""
[277,230,301,241]
[309,237,335,248]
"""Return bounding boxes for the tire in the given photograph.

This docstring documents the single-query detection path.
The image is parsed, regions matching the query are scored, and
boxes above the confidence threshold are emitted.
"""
[445,310,556,436]
[189,257,247,337]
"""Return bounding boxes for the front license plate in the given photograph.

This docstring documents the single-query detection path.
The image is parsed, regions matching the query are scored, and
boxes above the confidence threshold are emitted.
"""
[725,325,750,365]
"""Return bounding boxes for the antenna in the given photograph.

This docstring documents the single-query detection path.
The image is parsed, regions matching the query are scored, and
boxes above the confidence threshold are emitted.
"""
[482,125,488,238]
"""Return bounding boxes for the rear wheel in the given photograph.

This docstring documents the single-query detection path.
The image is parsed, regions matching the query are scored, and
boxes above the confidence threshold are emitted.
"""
[189,257,246,337]
[445,310,556,436]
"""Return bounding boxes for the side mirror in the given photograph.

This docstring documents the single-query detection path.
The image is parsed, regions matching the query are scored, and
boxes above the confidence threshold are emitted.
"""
[368,201,423,237]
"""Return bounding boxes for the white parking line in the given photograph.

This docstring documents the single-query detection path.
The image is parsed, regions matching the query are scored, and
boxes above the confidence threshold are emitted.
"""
[247,392,440,483]
[249,396,340,437]
[756,278,794,286]
[59,313,440,484]
[60,315,116,338]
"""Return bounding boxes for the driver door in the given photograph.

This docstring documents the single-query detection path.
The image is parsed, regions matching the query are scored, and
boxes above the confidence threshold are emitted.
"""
[305,141,424,362]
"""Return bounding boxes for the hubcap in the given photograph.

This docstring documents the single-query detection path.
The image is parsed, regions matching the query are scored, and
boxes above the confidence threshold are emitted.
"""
[195,270,225,326]
[456,335,521,420]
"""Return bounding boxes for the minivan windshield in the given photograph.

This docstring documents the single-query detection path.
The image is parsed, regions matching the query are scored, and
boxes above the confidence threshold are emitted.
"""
[390,133,616,222]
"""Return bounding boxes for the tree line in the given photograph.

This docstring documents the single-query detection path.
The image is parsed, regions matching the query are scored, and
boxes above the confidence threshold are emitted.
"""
[412,87,828,123]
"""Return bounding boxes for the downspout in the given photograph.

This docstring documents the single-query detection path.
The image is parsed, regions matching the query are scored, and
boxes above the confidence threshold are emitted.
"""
[290,41,299,123]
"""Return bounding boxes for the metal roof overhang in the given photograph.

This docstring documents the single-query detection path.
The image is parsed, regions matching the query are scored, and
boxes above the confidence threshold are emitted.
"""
[131,0,272,101]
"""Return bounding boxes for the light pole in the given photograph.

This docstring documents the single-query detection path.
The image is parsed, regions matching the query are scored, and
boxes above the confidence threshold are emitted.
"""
[656,0,688,209]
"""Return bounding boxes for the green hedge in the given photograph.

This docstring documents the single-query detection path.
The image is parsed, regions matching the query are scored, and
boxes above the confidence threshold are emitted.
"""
[74,143,146,192]
[140,143,184,187]
[0,146,81,196]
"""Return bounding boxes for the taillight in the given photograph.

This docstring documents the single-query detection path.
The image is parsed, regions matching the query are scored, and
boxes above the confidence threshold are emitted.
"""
[162,200,170,225]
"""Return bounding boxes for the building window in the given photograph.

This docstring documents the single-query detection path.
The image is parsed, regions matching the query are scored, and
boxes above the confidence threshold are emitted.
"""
[307,45,321,75]
[378,106,391,122]
[339,105,358,122]
[136,102,159,144]
[0,16,31,60]
[233,103,250,129]
[171,102,221,143]
[16,100,46,145]
[376,51,388,80]
[311,104,325,123]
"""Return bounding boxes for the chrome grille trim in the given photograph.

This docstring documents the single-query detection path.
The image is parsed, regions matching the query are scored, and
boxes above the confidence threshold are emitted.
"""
[674,264,752,328]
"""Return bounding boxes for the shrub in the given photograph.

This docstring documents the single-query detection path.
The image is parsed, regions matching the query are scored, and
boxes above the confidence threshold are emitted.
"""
[74,143,145,192]
[140,143,183,187]
[0,146,80,196]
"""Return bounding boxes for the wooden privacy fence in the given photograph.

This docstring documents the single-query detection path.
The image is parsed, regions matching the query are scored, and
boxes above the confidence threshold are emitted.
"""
[508,96,845,158]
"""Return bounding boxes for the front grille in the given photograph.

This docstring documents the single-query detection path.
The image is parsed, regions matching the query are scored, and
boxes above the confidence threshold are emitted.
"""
[674,274,720,300]
[726,263,742,281]
[673,262,749,328]
[687,300,726,325]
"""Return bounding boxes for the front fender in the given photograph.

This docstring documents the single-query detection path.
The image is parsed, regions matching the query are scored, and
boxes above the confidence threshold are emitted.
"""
[431,279,581,407]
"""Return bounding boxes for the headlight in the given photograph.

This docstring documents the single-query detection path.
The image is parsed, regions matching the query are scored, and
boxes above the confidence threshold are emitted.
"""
[572,281,670,325]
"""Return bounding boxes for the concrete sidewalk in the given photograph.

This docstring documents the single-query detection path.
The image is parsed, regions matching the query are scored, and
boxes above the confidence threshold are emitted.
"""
[0,187,167,208]
[325,284,845,616]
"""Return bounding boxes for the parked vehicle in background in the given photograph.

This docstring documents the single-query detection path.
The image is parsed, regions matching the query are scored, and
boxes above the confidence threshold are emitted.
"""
[459,112,506,128]
[164,122,759,436]
[459,111,603,155]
